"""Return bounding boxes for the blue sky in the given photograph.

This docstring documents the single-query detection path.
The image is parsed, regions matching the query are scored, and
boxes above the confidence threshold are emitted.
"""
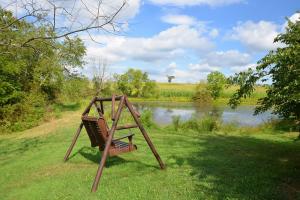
[2,0,299,82]
[81,0,299,83]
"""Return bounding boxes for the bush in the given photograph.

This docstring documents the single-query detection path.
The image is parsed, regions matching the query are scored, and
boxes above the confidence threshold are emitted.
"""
[171,114,220,132]
[140,109,156,128]
[172,116,181,131]
[193,82,212,104]
[199,116,219,132]
[0,92,47,133]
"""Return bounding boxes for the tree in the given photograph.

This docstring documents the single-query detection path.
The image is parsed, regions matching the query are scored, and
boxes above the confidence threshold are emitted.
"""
[167,75,175,83]
[207,71,227,99]
[116,69,158,97]
[0,0,129,131]
[228,18,300,121]
[0,9,86,103]
[91,58,111,96]
[0,8,86,131]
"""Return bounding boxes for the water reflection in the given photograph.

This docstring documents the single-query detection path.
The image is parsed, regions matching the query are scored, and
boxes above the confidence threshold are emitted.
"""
[133,102,276,127]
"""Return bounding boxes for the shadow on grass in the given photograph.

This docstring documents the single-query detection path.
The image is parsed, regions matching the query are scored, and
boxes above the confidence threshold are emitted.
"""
[69,146,159,169]
[0,137,46,157]
[169,134,300,199]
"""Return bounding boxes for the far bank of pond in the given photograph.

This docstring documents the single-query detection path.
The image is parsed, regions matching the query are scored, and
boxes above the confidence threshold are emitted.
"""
[133,102,276,127]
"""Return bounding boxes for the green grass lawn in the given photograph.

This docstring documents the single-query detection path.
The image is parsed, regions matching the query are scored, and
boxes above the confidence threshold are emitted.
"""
[0,111,299,200]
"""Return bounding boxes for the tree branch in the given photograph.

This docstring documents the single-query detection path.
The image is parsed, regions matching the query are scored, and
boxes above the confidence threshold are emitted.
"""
[21,1,126,46]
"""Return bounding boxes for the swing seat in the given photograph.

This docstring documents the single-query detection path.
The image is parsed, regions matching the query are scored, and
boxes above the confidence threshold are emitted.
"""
[81,115,137,156]
[64,95,165,192]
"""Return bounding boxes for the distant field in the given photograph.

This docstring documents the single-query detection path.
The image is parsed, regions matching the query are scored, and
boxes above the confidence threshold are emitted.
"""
[157,83,196,98]
[131,83,267,104]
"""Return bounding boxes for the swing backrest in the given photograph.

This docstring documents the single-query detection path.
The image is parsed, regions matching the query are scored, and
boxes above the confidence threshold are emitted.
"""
[81,115,108,150]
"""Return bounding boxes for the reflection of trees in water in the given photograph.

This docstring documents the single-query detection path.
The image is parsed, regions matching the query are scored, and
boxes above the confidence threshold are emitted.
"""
[210,106,224,119]
[193,102,224,120]
[166,108,173,113]
[133,102,225,123]
[133,103,158,116]
[133,103,148,112]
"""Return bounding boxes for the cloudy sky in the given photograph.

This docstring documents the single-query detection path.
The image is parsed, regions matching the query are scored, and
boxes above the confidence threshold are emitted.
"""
[2,0,299,82]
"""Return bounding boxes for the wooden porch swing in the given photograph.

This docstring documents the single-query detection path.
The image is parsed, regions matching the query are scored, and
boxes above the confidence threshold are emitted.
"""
[63,95,165,192]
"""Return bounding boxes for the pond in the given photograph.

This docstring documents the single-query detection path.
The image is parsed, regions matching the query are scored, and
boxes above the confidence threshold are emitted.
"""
[133,102,277,127]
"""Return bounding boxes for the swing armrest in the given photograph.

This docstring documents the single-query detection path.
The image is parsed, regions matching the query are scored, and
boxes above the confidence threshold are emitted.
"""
[113,133,135,141]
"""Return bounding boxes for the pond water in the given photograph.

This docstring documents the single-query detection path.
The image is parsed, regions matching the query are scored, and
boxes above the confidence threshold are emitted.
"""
[133,102,277,127]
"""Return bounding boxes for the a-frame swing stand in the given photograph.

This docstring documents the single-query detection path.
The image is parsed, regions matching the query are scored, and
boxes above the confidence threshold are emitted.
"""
[63,95,165,192]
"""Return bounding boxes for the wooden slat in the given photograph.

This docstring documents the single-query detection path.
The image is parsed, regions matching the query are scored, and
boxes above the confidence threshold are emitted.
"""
[82,116,107,148]
[111,94,115,121]
[115,124,138,130]
[96,96,122,101]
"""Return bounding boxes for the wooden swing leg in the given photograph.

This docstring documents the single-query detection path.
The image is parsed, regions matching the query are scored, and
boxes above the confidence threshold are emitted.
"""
[91,133,112,192]
[91,96,125,192]
[125,97,165,169]
[64,122,84,162]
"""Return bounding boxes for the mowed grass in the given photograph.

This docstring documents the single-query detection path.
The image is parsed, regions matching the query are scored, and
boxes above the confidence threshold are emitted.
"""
[0,111,299,200]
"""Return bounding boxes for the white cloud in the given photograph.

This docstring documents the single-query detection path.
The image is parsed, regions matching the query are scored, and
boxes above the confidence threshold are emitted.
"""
[172,69,206,82]
[122,49,254,82]
[205,50,251,67]
[209,28,219,38]
[115,0,141,20]
[288,12,300,23]
[229,12,300,53]
[161,14,220,40]
[283,12,300,30]
[230,20,285,52]
[149,0,243,7]
[168,62,177,69]
[230,63,256,73]
[161,14,196,25]
[164,62,177,76]
[84,25,214,63]
[189,63,219,72]
[155,67,209,83]
[189,50,253,74]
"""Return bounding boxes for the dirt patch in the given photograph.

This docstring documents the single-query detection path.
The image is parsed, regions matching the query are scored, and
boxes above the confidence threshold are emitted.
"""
[16,111,81,139]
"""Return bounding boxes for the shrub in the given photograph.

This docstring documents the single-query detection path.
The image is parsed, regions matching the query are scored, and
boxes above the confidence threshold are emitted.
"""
[140,109,156,128]
[193,82,212,104]
[172,115,181,131]
[171,114,220,133]
[199,116,219,132]
[0,92,46,133]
